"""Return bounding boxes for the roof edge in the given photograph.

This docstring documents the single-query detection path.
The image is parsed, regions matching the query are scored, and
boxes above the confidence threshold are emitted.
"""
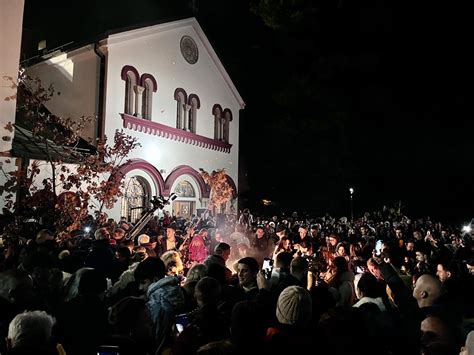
[105,17,245,110]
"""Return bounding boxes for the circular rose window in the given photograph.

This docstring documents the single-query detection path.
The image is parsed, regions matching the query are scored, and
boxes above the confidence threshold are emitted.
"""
[180,35,199,64]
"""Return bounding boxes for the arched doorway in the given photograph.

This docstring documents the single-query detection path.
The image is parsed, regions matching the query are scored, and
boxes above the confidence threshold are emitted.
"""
[172,180,197,219]
[120,176,151,223]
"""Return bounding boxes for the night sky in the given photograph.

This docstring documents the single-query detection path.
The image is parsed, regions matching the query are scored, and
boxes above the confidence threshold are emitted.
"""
[21,0,471,223]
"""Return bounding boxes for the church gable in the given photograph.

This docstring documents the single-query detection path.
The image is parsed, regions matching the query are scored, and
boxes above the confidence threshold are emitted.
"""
[103,17,243,154]
[104,17,244,110]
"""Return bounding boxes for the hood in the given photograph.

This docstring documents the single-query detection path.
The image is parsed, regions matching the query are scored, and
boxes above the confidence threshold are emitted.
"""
[353,296,386,311]
[147,275,180,296]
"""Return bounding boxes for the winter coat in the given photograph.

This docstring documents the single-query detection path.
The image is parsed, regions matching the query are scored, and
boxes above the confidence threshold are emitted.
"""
[146,276,185,352]
[188,235,208,263]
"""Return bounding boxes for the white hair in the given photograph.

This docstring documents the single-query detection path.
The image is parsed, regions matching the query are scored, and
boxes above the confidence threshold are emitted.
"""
[94,227,109,240]
[464,330,474,354]
[8,310,55,348]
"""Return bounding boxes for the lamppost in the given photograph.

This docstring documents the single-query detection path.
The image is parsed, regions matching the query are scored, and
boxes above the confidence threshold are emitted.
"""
[349,187,354,221]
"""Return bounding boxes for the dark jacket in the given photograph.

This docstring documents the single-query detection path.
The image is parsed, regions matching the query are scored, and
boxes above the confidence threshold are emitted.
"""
[146,276,185,352]
[84,239,115,278]
[173,305,230,355]
[158,236,184,256]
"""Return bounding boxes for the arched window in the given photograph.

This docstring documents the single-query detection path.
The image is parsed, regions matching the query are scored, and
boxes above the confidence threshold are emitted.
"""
[188,94,200,134]
[140,74,157,120]
[142,80,153,120]
[223,109,233,143]
[125,74,134,115]
[174,88,188,130]
[120,176,150,223]
[212,104,223,140]
[172,180,196,218]
[174,180,196,197]
[121,66,139,115]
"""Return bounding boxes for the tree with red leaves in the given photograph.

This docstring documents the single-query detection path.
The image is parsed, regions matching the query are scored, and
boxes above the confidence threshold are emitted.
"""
[199,168,234,213]
[1,75,140,235]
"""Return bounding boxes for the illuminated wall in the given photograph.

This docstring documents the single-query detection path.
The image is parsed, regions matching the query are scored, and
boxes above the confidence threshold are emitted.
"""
[17,18,243,220]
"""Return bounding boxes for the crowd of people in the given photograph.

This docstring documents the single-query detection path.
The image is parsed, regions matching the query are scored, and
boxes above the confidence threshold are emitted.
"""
[0,206,473,355]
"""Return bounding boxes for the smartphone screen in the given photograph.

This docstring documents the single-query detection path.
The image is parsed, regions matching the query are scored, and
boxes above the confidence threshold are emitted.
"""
[375,240,382,256]
[175,313,190,334]
[97,345,120,355]
[262,257,274,279]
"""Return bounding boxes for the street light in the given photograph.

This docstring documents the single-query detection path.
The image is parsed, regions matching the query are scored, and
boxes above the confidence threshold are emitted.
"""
[349,187,354,221]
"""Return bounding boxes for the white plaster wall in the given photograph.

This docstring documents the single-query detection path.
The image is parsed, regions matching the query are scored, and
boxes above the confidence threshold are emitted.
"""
[26,47,100,143]
[102,19,241,219]
[26,160,79,193]
[25,159,123,220]
[0,158,91,212]
[104,24,240,136]
[0,0,24,153]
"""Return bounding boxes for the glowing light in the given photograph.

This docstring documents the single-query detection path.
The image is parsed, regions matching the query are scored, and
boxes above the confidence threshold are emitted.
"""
[46,53,74,81]
[143,143,161,162]
[262,199,272,206]
[462,225,471,233]
[349,187,354,194]
[84,226,91,233]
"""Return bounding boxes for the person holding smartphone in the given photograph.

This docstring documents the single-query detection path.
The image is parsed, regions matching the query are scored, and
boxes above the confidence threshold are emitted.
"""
[173,277,230,355]
[134,258,185,353]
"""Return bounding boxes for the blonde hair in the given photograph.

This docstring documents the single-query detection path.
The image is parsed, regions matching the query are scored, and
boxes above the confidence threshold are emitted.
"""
[161,250,183,275]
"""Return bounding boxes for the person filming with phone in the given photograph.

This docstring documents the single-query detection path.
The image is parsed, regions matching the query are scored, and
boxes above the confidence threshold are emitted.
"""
[173,277,229,355]
[134,257,185,354]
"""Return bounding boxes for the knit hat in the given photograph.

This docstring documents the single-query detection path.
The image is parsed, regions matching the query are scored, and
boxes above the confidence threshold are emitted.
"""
[276,286,312,327]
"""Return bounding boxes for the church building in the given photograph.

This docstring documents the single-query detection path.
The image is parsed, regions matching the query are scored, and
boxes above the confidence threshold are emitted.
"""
[1,16,244,222]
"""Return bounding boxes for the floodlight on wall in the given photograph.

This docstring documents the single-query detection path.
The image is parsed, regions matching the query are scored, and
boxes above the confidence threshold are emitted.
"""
[38,40,47,51]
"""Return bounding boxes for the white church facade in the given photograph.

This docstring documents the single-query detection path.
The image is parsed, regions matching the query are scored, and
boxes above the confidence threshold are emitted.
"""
[1,16,244,223]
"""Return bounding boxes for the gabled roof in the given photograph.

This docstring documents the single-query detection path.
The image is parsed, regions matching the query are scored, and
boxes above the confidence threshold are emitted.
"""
[101,17,245,109]
[12,124,95,161]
